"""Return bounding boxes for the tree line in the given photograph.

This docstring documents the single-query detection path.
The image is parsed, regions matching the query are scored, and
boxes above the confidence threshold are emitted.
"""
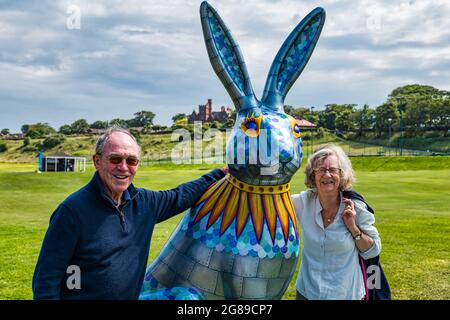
[15,111,156,138]
[2,84,449,141]
[285,84,449,137]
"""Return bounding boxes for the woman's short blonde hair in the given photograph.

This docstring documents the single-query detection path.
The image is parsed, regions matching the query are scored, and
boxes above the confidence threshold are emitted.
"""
[304,143,355,191]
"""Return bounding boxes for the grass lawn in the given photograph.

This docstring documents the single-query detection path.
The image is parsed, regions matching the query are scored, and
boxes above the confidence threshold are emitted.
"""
[0,157,449,299]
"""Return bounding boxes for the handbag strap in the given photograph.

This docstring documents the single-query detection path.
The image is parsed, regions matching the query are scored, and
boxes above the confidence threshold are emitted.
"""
[359,256,369,301]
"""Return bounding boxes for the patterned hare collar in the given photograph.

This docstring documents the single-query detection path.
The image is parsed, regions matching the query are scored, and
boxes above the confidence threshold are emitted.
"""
[191,174,297,245]
[227,175,291,194]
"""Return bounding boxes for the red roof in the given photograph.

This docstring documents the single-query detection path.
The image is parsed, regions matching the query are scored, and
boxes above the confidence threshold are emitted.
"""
[295,119,316,128]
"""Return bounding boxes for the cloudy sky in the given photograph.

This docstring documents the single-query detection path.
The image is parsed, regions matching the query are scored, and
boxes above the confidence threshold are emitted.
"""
[1,0,449,132]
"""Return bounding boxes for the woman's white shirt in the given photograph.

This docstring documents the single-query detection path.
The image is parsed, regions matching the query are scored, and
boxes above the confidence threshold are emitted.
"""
[292,189,381,300]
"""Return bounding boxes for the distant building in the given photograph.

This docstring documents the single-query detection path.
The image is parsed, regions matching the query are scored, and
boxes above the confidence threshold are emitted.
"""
[188,99,233,124]
[2,133,24,140]
[295,119,316,129]
[87,128,107,135]
[38,152,86,172]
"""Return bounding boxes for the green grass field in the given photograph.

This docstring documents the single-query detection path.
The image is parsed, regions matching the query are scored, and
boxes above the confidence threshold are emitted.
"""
[0,157,449,300]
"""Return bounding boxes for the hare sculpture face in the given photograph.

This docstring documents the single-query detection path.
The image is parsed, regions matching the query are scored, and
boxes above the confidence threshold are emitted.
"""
[228,107,303,185]
[201,2,325,185]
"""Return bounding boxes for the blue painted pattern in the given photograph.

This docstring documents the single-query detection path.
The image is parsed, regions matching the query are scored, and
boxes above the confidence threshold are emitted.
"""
[140,287,204,300]
[277,15,322,93]
[182,202,300,259]
[208,11,245,92]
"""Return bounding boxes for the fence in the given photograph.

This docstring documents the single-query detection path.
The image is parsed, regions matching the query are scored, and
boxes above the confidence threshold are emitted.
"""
[333,136,450,157]
[82,134,449,168]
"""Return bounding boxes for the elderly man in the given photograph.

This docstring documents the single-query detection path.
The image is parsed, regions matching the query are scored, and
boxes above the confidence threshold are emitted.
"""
[32,127,226,299]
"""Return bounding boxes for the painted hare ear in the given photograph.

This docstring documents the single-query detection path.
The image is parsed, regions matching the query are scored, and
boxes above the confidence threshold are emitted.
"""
[262,7,326,111]
[200,1,258,111]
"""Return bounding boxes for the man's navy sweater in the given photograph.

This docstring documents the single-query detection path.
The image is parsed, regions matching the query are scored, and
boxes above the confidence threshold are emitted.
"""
[32,169,225,300]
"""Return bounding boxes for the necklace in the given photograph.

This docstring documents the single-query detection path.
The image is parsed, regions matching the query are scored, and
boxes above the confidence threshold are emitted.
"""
[322,210,336,226]
[319,196,340,227]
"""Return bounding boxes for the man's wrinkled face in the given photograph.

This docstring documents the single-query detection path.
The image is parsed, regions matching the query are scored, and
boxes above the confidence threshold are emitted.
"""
[93,132,140,200]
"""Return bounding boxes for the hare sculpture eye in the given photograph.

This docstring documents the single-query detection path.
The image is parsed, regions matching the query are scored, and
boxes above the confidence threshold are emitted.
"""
[240,113,262,137]
[290,118,302,139]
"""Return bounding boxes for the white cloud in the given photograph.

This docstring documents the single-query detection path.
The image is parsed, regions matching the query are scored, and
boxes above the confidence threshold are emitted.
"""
[0,0,449,132]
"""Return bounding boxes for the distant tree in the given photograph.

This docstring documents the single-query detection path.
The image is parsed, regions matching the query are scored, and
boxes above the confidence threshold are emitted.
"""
[443,99,450,135]
[219,109,236,129]
[389,84,450,100]
[335,106,356,132]
[374,102,399,136]
[355,104,375,136]
[284,105,294,115]
[305,109,319,126]
[70,119,90,134]
[141,124,153,134]
[90,120,109,129]
[133,110,155,127]
[1,128,10,135]
[318,104,357,131]
[126,118,138,128]
[229,108,236,119]
[172,113,187,124]
[430,98,450,131]
[221,117,235,129]
[387,84,450,131]
[403,96,430,131]
[109,118,128,128]
[59,124,72,135]
[151,125,169,132]
[24,123,56,138]
[284,105,311,120]
[21,124,29,134]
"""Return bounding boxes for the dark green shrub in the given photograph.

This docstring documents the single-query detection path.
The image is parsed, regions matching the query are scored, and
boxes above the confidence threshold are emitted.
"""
[41,135,66,150]
[23,137,31,147]
[0,140,7,152]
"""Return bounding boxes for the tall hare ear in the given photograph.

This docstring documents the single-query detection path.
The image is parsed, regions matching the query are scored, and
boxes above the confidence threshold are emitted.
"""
[200,1,258,111]
[262,7,326,112]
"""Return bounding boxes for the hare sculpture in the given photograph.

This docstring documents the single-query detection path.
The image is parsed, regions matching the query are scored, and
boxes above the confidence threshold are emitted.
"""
[140,1,325,300]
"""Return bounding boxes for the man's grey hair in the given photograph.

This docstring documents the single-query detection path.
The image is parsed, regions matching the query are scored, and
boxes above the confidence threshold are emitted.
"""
[304,143,355,191]
[95,126,141,156]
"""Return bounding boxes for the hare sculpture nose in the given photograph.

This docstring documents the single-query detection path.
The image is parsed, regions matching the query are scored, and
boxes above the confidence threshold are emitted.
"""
[279,146,294,163]
[279,148,293,163]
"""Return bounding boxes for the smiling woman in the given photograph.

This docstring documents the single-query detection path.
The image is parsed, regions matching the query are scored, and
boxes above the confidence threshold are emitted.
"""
[291,143,381,300]
[304,143,355,193]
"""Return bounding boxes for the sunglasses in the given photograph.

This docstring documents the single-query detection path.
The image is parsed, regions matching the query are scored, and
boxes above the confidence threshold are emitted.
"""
[102,155,140,166]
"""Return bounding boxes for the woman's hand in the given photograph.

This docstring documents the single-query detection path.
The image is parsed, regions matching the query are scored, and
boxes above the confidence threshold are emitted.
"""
[342,198,358,234]
[342,198,375,251]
